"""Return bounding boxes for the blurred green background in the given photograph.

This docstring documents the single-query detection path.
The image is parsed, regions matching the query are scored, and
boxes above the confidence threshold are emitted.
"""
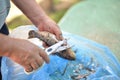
[58,0,120,62]
[6,0,79,29]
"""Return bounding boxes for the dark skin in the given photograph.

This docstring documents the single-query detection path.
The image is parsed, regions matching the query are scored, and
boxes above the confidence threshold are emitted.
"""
[0,0,63,72]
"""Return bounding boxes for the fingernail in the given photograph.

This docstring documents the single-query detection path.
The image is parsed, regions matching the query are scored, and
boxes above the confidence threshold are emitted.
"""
[26,69,33,72]
[26,67,33,72]
[59,34,63,40]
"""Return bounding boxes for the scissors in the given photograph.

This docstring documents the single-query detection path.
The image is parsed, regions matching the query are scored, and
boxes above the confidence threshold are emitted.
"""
[25,39,70,74]
[45,39,70,55]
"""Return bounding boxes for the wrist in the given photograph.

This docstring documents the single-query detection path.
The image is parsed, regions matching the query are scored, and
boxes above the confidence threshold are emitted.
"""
[0,34,13,56]
[31,13,49,27]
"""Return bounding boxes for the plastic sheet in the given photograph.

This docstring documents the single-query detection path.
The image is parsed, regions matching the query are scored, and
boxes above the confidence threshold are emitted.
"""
[1,25,120,80]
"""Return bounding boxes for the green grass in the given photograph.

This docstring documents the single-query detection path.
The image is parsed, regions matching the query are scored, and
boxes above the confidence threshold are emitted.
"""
[49,9,67,23]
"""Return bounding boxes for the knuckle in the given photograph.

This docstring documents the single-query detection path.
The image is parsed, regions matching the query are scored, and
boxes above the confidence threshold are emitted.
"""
[31,62,40,70]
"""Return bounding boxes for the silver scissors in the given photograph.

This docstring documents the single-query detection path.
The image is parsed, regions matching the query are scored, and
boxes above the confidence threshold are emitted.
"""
[45,39,70,55]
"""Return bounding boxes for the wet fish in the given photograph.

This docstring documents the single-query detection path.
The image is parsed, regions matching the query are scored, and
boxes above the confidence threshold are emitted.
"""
[28,30,76,60]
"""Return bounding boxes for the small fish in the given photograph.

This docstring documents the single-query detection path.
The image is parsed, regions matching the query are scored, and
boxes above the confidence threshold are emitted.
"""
[71,73,90,80]
[28,30,76,60]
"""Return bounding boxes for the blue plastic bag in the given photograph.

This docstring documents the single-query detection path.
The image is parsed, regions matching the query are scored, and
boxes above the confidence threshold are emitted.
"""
[1,26,120,80]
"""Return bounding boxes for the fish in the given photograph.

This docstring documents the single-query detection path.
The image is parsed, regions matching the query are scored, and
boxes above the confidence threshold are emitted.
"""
[71,74,89,80]
[28,30,76,60]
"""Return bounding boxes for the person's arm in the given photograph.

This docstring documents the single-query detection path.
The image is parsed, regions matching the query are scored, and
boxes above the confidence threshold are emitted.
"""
[0,33,49,72]
[0,34,12,56]
[12,0,63,40]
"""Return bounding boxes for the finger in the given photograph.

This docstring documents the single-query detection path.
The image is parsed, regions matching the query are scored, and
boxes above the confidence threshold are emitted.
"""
[24,65,33,72]
[39,49,50,63]
[31,61,40,70]
[55,32,63,40]
[36,56,44,67]
[53,26,63,40]
[58,33,63,40]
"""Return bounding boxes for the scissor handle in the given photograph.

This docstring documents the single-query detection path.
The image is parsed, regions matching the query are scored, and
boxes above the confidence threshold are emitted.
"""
[45,40,67,55]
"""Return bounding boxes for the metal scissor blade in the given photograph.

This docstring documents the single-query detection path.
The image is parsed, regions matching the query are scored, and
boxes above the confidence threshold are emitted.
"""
[54,45,70,53]
[45,39,67,55]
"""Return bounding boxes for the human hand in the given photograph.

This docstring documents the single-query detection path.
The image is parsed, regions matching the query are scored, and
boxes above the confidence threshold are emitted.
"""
[7,38,49,72]
[37,16,63,40]
[12,0,63,40]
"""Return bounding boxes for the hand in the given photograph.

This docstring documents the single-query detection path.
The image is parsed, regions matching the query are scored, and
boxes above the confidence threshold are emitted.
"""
[12,0,63,40]
[7,38,49,72]
[37,16,63,40]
